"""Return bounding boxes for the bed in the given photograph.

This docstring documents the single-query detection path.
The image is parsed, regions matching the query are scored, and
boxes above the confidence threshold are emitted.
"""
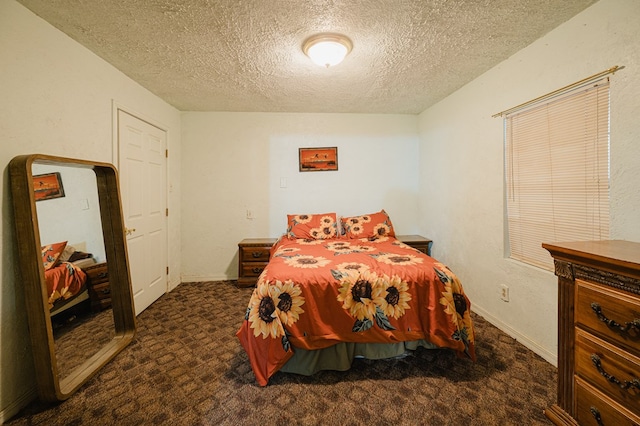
[236,211,476,386]
[42,241,96,315]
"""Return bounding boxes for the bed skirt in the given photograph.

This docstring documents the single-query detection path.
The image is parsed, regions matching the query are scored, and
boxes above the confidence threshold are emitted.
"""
[279,340,439,377]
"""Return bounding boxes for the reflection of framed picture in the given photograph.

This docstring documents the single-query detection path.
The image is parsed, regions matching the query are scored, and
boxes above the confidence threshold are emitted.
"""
[299,147,338,172]
[33,172,65,201]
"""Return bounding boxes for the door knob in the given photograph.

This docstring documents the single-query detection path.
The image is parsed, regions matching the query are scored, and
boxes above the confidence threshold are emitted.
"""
[125,227,136,235]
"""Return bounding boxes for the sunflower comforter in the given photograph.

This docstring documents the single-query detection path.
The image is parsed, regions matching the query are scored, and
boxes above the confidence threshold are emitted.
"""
[236,236,476,386]
[45,261,87,310]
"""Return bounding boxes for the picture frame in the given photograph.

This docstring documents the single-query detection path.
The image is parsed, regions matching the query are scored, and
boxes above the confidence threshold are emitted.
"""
[33,172,65,201]
[299,147,338,172]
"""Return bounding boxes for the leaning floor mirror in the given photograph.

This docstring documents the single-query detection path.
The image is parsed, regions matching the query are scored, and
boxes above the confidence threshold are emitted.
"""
[9,154,136,402]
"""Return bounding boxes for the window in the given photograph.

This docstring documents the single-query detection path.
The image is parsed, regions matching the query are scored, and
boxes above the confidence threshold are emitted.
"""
[505,79,610,270]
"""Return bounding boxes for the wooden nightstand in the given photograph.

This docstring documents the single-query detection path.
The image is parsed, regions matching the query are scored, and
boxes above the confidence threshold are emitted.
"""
[83,262,111,312]
[237,238,278,288]
[397,235,433,256]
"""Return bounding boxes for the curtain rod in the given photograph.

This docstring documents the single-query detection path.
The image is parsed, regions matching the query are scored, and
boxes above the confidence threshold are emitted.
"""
[492,65,624,118]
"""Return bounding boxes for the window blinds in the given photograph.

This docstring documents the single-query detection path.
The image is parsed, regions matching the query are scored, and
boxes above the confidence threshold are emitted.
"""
[505,79,610,270]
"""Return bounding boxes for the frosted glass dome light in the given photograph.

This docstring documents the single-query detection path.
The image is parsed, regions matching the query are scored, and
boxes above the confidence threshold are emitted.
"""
[303,33,353,68]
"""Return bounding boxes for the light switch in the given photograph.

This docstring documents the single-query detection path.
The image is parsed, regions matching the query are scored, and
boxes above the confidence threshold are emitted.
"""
[80,199,89,210]
[280,177,287,188]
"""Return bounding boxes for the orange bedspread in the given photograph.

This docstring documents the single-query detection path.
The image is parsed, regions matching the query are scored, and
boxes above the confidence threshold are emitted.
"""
[236,237,476,386]
[45,262,87,310]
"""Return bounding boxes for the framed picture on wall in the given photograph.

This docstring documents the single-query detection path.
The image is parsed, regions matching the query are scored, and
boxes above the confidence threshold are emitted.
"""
[33,172,65,201]
[299,147,338,172]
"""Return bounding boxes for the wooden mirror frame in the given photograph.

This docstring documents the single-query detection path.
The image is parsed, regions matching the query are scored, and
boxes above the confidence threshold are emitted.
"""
[9,154,136,402]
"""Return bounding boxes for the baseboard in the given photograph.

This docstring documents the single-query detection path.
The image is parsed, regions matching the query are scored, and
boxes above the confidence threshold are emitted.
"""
[0,386,37,424]
[471,304,557,367]
[168,278,182,291]
[179,274,232,283]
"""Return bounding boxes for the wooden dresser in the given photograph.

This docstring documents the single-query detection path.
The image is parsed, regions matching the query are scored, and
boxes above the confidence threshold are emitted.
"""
[83,262,111,312]
[237,238,278,288]
[397,234,433,256]
[543,240,640,425]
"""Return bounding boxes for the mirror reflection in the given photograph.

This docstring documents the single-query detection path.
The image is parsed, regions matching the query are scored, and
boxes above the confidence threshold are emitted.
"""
[32,163,116,381]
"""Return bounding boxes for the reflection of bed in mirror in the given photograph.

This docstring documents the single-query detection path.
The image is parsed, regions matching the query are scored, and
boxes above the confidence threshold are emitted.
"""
[44,244,117,379]
[10,154,135,402]
[46,242,95,316]
[41,241,116,381]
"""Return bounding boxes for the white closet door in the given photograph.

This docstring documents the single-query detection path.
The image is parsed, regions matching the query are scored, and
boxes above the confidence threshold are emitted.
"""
[118,109,167,315]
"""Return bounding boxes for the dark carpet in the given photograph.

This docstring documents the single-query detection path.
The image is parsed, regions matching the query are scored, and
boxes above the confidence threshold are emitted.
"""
[7,281,556,425]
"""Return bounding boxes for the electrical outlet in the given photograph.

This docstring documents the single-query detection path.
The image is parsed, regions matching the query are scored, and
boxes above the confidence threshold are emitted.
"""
[246,209,254,220]
[500,284,510,302]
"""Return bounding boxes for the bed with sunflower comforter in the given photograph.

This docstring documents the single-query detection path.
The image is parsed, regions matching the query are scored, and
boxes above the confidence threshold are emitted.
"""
[236,210,476,386]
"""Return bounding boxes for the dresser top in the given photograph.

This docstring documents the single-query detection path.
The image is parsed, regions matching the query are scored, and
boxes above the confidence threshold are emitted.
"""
[543,240,640,278]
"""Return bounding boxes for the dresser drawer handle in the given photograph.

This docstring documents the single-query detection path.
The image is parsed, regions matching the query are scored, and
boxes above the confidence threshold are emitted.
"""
[590,302,640,334]
[590,354,640,391]
[97,272,108,279]
[251,267,263,274]
[251,252,264,258]
[589,406,604,426]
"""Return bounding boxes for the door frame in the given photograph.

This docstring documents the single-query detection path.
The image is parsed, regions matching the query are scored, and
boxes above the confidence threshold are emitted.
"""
[111,100,170,296]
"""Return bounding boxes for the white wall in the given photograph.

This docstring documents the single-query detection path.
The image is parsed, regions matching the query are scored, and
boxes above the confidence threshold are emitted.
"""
[0,1,182,421]
[180,112,420,281]
[33,164,106,262]
[417,0,640,365]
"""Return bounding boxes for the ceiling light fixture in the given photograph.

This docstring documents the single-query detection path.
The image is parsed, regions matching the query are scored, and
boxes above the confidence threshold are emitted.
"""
[303,33,353,68]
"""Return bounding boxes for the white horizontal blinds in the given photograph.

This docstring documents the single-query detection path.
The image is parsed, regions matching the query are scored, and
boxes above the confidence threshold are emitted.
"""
[506,79,610,270]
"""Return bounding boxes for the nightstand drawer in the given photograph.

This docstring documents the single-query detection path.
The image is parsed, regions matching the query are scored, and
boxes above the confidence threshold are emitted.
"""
[90,281,111,298]
[241,263,268,277]
[84,262,109,284]
[411,245,430,255]
[396,235,433,256]
[241,247,271,262]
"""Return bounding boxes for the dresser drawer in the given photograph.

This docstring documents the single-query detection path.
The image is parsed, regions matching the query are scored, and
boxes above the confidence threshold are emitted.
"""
[576,376,640,426]
[576,279,640,355]
[575,329,640,416]
[241,246,271,262]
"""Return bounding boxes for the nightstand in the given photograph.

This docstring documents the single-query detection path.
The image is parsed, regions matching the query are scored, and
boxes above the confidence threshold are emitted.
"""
[237,238,278,288]
[83,262,110,312]
[397,235,433,256]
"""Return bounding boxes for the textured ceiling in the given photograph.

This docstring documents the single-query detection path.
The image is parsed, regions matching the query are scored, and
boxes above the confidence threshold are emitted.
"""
[18,0,597,114]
